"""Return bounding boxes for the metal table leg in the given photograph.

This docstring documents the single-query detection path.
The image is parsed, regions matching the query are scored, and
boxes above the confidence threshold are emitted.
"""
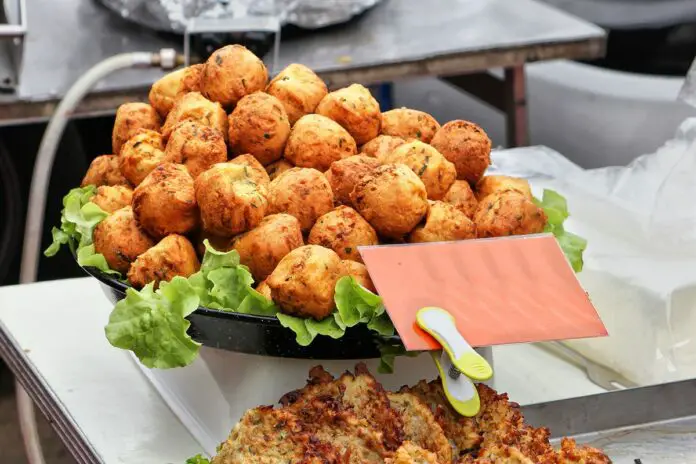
[504,65,529,148]
[440,65,530,148]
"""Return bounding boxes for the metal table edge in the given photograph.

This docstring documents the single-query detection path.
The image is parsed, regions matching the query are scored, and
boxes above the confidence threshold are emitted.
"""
[0,320,102,464]
[0,34,606,125]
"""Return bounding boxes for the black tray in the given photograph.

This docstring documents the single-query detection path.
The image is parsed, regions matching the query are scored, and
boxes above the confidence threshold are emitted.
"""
[81,263,398,359]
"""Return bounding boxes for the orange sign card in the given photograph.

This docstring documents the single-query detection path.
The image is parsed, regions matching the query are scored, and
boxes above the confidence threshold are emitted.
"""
[358,234,607,351]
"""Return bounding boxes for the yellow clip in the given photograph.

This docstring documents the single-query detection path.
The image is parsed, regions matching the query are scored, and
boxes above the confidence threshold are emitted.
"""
[417,307,493,380]
[417,307,494,417]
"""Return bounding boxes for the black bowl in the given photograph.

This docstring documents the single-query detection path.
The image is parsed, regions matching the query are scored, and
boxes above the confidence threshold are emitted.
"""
[81,263,399,359]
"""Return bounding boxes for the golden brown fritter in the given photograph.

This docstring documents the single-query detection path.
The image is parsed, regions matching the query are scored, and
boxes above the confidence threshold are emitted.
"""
[408,200,476,244]
[351,164,429,239]
[315,83,382,145]
[383,141,456,200]
[267,167,334,232]
[381,108,440,143]
[127,234,200,288]
[557,437,612,464]
[444,180,478,219]
[266,63,328,125]
[266,245,341,320]
[386,442,441,464]
[430,120,491,186]
[361,134,407,160]
[474,191,546,238]
[132,163,198,239]
[308,205,378,263]
[228,154,271,189]
[401,379,482,455]
[195,162,268,237]
[148,64,204,118]
[93,206,155,274]
[228,92,291,165]
[201,44,268,108]
[283,114,357,172]
[337,260,376,292]
[118,129,167,186]
[163,120,227,179]
[81,155,129,187]
[111,102,161,155]
[161,92,228,142]
[91,185,133,214]
[265,158,294,181]
[255,279,273,300]
[325,155,382,206]
[387,393,453,464]
[232,213,304,282]
[476,175,532,202]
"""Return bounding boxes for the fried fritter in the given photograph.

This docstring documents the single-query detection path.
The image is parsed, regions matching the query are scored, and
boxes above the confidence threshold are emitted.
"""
[132,163,198,239]
[443,180,478,219]
[361,134,406,160]
[383,141,457,200]
[228,92,291,165]
[337,260,376,292]
[325,155,382,206]
[127,234,200,288]
[266,245,341,320]
[267,167,334,232]
[557,437,612,464]
[81,154,129,187]
[255,279,273,300]
[388,392,453,464]
[308,205,378,263]
[195,162,268,236]
[265,158,294,181]
[162,92,228,142]
[91,185,132,213]
[476,175,532,202]
[266,63,328,125]
[316,84,382,145]
[149,64,203,117]
[386,442,441,464]
[283,114,357,172]
[430,120,491,186]
[118,129,167,186]
[351,164,429,239]
[201,45,268,108]
[474,191,546,238]
[408,200,476,244]
[93,206,155,274]
[228,154,270,188]
[163,119,227,179]
[381,108,440,143]
[232,213,304,282]
[112,102,161,155]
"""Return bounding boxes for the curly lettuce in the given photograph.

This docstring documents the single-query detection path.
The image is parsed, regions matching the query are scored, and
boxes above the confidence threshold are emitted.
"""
[185,455,210,464]
[43,185,117,275]
[534,189,587,272]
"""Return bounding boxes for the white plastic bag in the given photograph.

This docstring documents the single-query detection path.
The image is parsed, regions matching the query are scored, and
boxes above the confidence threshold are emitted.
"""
[491,118,696,385]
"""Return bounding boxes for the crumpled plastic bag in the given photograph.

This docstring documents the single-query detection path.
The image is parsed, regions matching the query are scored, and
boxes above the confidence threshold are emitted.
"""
[490,118,696,386]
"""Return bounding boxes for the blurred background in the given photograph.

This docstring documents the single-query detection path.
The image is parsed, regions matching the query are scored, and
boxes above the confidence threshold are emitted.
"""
[0,0,694,462]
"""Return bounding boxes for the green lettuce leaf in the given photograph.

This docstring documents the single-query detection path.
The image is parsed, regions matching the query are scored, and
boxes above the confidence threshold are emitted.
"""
[237,288,280,316]
[377,342,422,374]
[44,185,118,275]
[534,189,588,272]
[185,454,210,464]
[105,277,201,369]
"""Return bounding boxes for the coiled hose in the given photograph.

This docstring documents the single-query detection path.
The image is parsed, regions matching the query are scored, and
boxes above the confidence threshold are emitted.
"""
[18,49,181,464]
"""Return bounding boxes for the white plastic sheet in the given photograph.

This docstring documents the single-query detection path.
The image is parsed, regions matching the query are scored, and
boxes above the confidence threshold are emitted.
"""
[491,118,696,385]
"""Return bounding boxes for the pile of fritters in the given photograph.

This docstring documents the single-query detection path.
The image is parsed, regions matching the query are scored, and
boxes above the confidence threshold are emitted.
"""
[81,44,547,322]
[211,364,611,464]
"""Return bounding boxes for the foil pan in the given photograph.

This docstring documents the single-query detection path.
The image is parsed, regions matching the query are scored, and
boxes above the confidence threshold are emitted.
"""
[98,0,381,32]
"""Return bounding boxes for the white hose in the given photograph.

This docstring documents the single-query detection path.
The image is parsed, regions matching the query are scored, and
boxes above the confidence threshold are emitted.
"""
[17,51,159,464]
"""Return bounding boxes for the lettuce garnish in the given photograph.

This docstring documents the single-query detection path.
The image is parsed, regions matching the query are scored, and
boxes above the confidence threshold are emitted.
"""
[43,185,117,275]
[185,455,210,464]
[534,189,587,272]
